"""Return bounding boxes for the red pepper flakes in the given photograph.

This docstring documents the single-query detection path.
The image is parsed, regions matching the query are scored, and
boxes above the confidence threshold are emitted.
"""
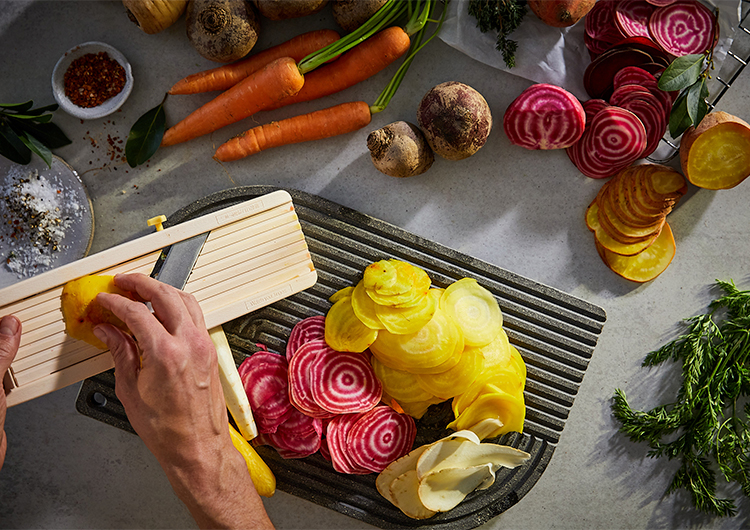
[64,52,126,108]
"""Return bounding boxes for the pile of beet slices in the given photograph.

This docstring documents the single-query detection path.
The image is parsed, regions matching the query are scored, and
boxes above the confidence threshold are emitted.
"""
[238,315,417,474]
[570,0,717,178]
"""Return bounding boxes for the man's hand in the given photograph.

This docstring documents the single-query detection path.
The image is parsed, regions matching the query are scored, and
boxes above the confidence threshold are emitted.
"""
[0,315,21,472]
[94,273,273,529]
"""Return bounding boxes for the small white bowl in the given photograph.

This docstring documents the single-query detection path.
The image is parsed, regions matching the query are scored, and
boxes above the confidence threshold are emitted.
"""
[52,41,134,120]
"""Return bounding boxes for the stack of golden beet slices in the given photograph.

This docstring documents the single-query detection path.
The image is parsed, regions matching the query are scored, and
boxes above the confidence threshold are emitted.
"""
[585,163,687,282]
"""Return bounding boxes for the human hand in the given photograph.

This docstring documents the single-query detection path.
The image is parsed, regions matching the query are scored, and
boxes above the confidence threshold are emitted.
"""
[94,273,273,529]
[0,315,21,472]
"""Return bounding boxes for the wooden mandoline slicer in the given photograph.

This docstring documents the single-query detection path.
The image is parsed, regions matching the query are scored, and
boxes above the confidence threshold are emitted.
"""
[0,190,317,407]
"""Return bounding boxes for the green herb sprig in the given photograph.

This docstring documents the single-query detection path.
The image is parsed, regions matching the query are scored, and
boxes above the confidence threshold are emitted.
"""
[125,94,168,168]
[612,279,750,518]
[657,14,719,138]
[468,0,528,68]
[0,101,71,167]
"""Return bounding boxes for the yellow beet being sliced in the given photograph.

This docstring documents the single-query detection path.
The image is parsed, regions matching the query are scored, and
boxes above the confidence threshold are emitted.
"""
[439,278,503,347]
[508,346,527,383]
[448,387,526,438]
[228,423,276,497]
[365,259,431,307]
[375,287,439,335]
[467,328,511,369]
[329,285,354,303]
[351,280,385,330]
[325,296,378,352]
[415,345,485,400]
[451,365,524,418]
[371,356,435,403]
[61,275,135,350]
[370,307,464,373]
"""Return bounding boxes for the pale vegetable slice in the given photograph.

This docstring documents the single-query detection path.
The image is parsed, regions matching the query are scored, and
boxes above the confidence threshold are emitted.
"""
[439,278,503,347]
[210,325,258,440]
[468,418,506,442]
[376,430,481,503]
[329,285,354,303]
[351,280,385,330]
[416,438,530,479]
[325,296,379,352]
[470,328,511,369]
[374,287,437,335]
[415,345,485,400]
[417,464,496,512]
[389,469,438,519]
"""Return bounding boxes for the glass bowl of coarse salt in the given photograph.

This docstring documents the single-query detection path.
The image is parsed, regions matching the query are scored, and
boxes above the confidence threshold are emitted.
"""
[52,42,134,120]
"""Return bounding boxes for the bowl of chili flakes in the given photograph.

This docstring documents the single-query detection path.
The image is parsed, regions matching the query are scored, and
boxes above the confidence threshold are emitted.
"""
[52,42,133,120]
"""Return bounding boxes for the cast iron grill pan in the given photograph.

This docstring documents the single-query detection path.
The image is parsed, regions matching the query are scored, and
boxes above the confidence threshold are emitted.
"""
[76,186,606,529]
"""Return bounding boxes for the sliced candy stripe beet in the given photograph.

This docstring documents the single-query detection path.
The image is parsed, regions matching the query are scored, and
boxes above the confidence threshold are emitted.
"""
[648,0,715,57]
[503,84,586,150]
[612,67,673,117]
[609,84,654,107]
[288,339,338,419]
[309,349,383,414]
[238,352,293,434]
[582,99,610,124]
[347,406,417,473]
[584,107,647,165]
[326,413,371,474]
[585,0,625,43]
[286,315,326,360]
[265,409,323,458]
[620,97,667,157]
[615,0,655,38]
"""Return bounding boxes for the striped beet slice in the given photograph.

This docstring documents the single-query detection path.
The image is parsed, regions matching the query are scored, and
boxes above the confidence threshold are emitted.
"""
[346,406,417,473]
[615,0,655,38]
[286,315,326,360]
[648,0,716,56]
[582,99,610,124]
[503,84,586,150]
[619,97,667,157]
[238,351,294,434]
[288,339,338,419]
[326,413,371,474]
[613,68,674,118]
[309,349,383,414]
[585,0,626,43]
[264,408,323,458]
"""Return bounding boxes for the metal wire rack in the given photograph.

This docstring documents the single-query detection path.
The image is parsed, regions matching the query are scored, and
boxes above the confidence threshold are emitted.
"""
[650,0,750,162]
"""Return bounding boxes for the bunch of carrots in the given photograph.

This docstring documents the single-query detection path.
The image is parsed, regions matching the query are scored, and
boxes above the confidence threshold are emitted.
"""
[154,0,445,163]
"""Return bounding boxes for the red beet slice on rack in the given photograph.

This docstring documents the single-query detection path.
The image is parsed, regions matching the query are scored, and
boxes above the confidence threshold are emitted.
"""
[286,315,326,360]
[325,413,371,474]
[238,351,294,434]
[613,67,674,116]
[615,0,655,38]
[308,348,383,414]
[346,405,417,473]
[261,408,323,458]
[503,84,586,150]
[648,0,716,57]
[288,339,338,419]
[619,97,668,157]
[582,99,611,124]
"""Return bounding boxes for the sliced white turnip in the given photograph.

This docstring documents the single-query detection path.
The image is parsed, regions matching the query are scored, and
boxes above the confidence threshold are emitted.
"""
[615,0,655,38]
[503,83,586,150]
[389,470,438,519]
[416,438,531,479]
[648,0,716,57]
[417,464,496,512]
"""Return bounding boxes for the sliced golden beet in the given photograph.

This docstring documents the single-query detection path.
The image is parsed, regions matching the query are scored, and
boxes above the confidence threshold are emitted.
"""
[448,387,526,438]
[586,200,661,256]
[415,345,485,400]
[439,278,502,347]
[599,222,676,282]
[324,295,379,352]
[596,195,663,245]
[370,356,435,403]
[61,275,135,349]
[374,287,437,335]
[364,259,431,307]
[680,111,750,190]
[351,280,385,330]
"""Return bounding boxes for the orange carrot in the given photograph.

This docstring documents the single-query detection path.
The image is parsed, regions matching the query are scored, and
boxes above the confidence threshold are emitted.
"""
[262,26,411,112]
[169,29,340,95]
[213,101,372,162]
[161,57,305,147]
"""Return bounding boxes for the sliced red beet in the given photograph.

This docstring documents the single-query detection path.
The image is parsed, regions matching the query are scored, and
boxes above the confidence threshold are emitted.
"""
[325,413,371,474]
[585,0,625,43]
[286,315,326,360]
[346,406,417,473]
[648,0,716,57]
[238,352,294,434]
[613,68,674,117]
[584,47,656,99]
[308,349,382,414]
[615,0,655,38]
[582,99,610,124]
[503,84,586,150]
[568,106,647,178]
[646,0,677,5]
[288,339,338,419]
[262,408,323,458]
[619,97,667,157]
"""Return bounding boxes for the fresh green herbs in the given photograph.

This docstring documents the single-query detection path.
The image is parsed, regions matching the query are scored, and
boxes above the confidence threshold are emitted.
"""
[657,49,714,138]
[612,279,750,518]
[125,94,168,168]
[468,0,528,68]
[0,101,71,167]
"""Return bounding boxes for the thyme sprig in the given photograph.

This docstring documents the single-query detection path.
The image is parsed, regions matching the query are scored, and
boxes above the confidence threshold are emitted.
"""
[468,0,528,68]
[612,280,750,517]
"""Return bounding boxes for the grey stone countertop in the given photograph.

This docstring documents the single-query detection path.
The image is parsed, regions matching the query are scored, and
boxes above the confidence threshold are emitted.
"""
[1,1,749,529]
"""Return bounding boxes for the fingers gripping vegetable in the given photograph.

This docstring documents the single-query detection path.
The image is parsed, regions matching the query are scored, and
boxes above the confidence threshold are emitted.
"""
[679,111,750,190]
[186,0,260,63]
[417,82,493,161]
[169,29,341,95]
[367,121,434,178]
